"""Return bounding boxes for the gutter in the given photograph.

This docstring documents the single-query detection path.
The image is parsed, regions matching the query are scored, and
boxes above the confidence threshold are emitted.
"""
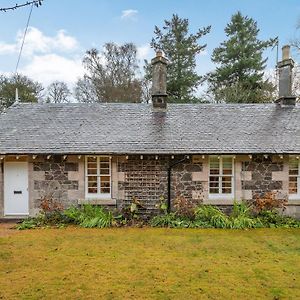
[167,155,188,213]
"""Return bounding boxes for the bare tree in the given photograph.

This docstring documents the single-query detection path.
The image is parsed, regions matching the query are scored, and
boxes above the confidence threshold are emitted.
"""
[76,42,143,103]
[46,81,71,103]
[266,65,300,102]
[74,75,98,103]
[291,18,300,52]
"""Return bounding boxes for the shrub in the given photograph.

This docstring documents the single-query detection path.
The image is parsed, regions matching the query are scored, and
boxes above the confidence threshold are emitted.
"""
[194,205,230,228]
[16,218,40,230]
[65,205,113,228]
[155,195,168,214]
[40,196,64,213]
[253,192,287,213]
[173,195,197,219]
[258,210,300,228]
[230,215,261,229]
[231,201,251,218]
[150,213,178,227]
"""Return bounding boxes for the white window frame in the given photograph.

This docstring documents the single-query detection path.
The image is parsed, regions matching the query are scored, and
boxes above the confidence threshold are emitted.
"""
[85,156,112,199]
[288,156,300,200]
[208,155,234,200]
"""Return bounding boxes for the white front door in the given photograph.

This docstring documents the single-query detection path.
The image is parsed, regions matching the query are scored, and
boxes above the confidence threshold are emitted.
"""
[4,162,29,215]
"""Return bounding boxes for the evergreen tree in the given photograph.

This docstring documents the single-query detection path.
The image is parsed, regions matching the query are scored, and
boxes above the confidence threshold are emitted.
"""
[148,14,210,103]
[208,11,277,103]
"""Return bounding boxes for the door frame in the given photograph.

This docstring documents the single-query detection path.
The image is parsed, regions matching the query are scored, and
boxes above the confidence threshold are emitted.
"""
[4,161,29,216]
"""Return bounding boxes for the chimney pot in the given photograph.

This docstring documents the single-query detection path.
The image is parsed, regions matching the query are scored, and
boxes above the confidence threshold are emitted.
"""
[282,45,290,61]
[151,51,168,110]
[156,50,163,57]
[276,44,296,106]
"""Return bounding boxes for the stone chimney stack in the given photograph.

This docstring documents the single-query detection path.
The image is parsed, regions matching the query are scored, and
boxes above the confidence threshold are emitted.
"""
[151,50,168,109]
[277,45,296,106]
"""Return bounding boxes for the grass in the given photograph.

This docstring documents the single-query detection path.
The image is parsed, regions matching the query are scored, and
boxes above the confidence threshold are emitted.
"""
[0,227,300,299]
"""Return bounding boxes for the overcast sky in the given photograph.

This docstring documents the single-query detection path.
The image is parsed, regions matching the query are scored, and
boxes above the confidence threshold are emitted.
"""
[0,0,299,90]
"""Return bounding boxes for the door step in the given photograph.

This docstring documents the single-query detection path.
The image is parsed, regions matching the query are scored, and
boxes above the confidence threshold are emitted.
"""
[0,215,28,223]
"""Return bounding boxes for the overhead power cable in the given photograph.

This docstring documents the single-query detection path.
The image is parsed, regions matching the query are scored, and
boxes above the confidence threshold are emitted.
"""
[15,3,34,74]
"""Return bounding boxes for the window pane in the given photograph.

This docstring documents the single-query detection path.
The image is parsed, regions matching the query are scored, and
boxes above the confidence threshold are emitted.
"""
[101,176,110,186]
[88,157,97,163]
[87,168,97,175]
[289,177,298,194]
[289,159,298,175]
[100,157,109,162]
[100,168,110,175]
[223,157,232,175]
[289,158,299,195]
[210,156,220,175]
[86,156,111,195]
[88,188,98,193]
[222,188,232,194]
[88,175,98,194]
[101,187,110,194]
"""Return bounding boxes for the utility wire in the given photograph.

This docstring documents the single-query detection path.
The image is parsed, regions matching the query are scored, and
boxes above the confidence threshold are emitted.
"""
[15,3,34,74]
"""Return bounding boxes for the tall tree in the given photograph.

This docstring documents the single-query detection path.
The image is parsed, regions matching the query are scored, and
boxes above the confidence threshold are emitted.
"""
[74,75,98,103]
[76,42,142,103]
[208,12,277,103]
[0,73,43,111]
[291,17,300,53]
[148,14,210,103]
[46,81,71,103]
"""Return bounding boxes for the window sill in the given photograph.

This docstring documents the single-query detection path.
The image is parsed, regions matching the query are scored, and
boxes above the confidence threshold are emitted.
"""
[287,199,300,205]
[204,199,237,205]
[78,199,116,206]
[203,195,239,205]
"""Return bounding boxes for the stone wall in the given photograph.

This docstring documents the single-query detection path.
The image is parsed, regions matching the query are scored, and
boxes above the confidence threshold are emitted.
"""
[241,154,284,199]
[30,155,84,214]
[1,154,299,218]
[172,160,204,204]
[118,155,168,210]
[117,155,207,211]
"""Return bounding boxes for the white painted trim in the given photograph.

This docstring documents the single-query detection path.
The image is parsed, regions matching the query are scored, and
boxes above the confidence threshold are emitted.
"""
[85,156,112,200]
[78,199,116,205]
[208,155,234,199]
[288,156,300,199]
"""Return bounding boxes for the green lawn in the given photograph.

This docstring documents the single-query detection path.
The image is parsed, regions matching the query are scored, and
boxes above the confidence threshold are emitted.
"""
[0,227,300,299]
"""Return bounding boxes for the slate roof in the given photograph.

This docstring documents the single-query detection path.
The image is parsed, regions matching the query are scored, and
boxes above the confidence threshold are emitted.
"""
[0,102,299,154]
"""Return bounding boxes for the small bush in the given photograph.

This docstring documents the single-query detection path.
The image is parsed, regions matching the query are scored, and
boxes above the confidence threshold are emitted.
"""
[40,196,64,213]
[150,213,178,227]
[231,201,251,218]
[65,205,113,228]
[16,218,39,230]
[253,192,287,213]
[173,196,197,219]
[195,205,230,228]
[258,210,300,228]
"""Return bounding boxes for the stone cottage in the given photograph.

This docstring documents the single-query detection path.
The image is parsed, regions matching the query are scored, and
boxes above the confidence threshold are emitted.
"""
[0,46,299,218]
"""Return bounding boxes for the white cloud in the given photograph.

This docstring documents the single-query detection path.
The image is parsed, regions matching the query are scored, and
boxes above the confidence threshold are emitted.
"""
[137,44,151,61]
[20,54,84,86]
[0,27,78,57]
[121,9,138,20]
